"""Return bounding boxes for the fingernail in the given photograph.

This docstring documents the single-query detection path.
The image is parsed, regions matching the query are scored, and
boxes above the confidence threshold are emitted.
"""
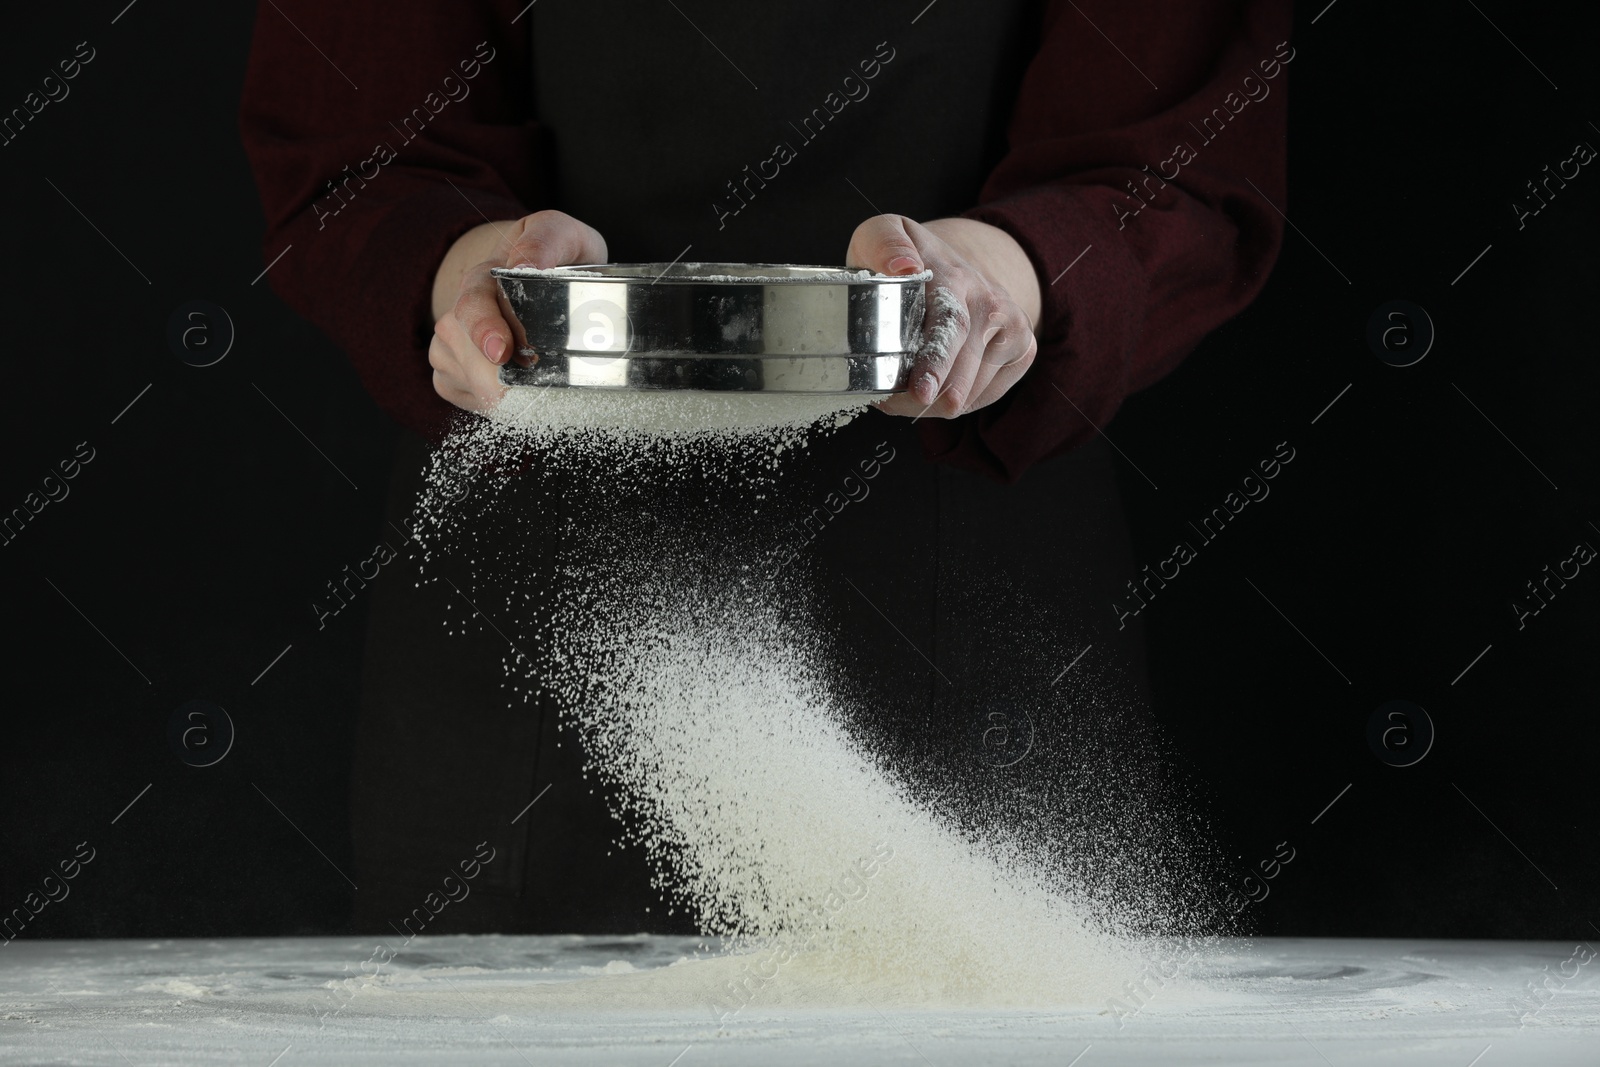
[484,335,506,363]
[886,256,920,275]
[913,371,937,404]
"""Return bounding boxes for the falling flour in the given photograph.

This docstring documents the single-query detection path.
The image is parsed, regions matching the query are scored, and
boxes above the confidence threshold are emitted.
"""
[487,385,875,440]
[415,387,878,497]
[413,387,1218,1013]
[548,575,1148,1011]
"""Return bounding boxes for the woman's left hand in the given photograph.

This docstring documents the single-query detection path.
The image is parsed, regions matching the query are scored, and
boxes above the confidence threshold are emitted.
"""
[845,215,1042,418]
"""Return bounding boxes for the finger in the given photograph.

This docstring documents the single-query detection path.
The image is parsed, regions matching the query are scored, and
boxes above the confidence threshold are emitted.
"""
[845,214,924,276]
[430,325,475,408]
[461,336,510,408]
[434,365,504,413]
[873,278,970,417]
[961,312,1006,404]
[459,211,610,365]
[927,301,1000,419]
[432,313,507,411]
[873,390,932,417]
[966,356,1033,414]
[874,311,968,417]
[967,332,1037,412]
[912,279,974,405]
[454,260,516,365]
[963,311,1032,410]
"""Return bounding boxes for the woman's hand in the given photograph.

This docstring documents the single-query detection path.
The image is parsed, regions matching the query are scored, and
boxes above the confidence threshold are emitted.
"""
[429,210,608,412]
[846,215,1041,418]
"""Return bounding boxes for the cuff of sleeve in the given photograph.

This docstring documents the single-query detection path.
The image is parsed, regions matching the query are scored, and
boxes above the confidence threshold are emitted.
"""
[354,185,529,443]
[927,184,1144,481]
[961,182,1143,367]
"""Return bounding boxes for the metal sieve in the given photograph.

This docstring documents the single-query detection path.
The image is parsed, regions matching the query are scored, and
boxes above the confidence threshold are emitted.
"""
[490,263,926,393]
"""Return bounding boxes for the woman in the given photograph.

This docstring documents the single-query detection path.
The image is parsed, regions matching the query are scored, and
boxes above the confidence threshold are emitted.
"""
[240,0,1288,934]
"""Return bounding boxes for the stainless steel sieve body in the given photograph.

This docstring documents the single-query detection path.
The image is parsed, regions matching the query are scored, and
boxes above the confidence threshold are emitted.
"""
[490,263,926,393]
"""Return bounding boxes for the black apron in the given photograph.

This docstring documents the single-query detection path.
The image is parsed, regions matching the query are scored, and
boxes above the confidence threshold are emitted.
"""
[347,0,1158,935]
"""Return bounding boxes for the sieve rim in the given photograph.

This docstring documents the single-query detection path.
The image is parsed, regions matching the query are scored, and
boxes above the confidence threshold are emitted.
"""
[489,262,933,285]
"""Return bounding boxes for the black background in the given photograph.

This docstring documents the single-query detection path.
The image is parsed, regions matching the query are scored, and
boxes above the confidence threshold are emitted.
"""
[2,0,1595,942]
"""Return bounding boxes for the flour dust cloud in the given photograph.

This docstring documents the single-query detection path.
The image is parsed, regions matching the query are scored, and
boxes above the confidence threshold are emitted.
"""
[409,387,1222,1009]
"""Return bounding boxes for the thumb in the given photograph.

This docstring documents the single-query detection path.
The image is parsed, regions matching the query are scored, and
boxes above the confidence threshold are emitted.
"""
[505,209,608,270]
[845,214,923,276]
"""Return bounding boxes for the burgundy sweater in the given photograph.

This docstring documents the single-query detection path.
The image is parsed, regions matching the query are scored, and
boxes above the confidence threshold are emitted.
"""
[240,1,1288,482]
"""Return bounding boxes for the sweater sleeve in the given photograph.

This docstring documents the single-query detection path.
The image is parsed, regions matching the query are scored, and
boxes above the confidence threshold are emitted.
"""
[926,0,1292,482]
[239,1,543,441]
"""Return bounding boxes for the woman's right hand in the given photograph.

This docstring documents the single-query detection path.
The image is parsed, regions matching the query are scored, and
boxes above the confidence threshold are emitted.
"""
[429,209,608,413]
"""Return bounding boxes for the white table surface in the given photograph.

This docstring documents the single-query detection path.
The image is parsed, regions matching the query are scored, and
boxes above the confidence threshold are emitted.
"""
[3,934,1595,1065]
